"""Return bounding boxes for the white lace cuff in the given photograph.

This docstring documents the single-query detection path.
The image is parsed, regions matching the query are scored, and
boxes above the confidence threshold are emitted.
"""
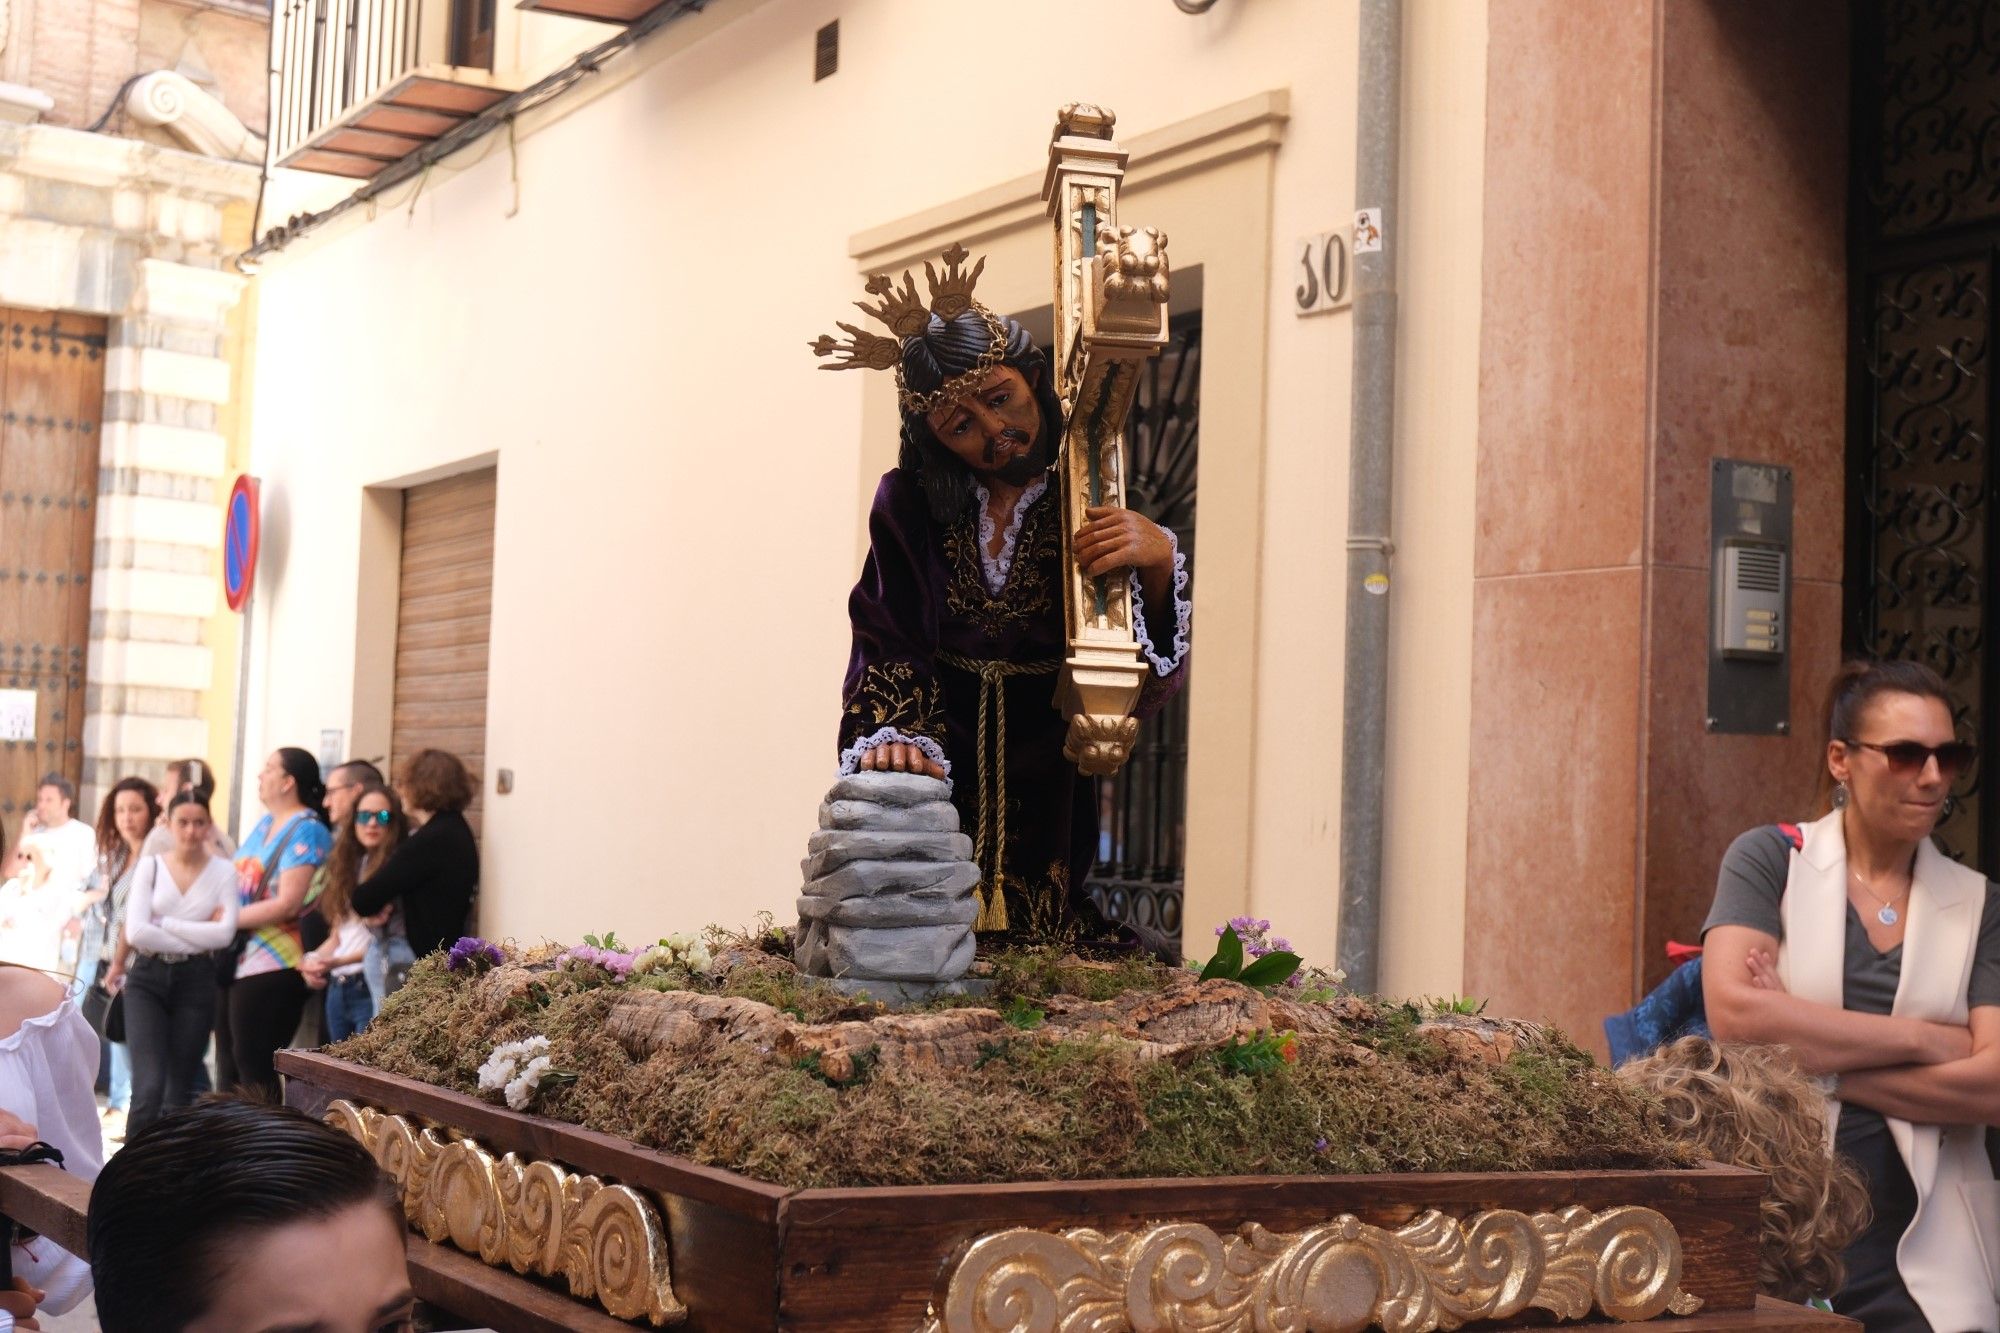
[1129,530,1191,677]
[838,726,952,778]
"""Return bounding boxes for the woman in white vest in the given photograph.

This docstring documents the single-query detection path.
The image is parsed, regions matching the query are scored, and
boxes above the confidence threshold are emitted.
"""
[1704,658,2000,1331]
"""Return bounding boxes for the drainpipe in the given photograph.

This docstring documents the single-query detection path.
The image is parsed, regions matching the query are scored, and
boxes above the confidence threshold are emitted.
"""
[1336,0,1403,996]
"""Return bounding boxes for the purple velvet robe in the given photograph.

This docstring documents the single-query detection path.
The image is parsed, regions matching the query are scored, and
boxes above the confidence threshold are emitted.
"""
[838,467,1190,936]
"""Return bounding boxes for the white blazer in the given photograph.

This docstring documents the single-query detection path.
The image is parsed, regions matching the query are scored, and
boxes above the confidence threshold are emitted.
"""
[1779,809,1998,1332]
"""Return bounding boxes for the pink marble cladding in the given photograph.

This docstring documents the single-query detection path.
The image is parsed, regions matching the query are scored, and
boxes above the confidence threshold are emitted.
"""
[1639,571,1843,990]
[1469,0,1657,1054]
[1464,569,1644,1052]
[1650,0,1850,583]
[1475,0,1656,579]
[1467,0,1850,1048]
[1637,0,1850,989]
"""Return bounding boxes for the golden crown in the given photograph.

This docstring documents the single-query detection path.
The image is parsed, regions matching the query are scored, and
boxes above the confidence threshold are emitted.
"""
[810,243,1006,415]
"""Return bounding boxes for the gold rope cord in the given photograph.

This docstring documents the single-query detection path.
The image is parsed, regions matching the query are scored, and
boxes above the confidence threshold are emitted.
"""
[937,652,1062,932]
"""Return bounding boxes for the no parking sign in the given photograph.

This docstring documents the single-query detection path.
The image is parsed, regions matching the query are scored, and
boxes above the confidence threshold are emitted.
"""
[224,475,259,611]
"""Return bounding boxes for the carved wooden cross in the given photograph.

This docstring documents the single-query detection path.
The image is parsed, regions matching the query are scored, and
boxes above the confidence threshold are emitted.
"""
[1042,104,1173,776]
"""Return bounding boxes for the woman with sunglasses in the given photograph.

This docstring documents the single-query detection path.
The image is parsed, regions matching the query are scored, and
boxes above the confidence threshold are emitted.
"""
[1703,658,2000,1332]
[302,784,407,1038]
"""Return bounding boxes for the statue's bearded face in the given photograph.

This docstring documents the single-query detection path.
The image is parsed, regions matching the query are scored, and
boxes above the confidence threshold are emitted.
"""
[924,365,1049,486]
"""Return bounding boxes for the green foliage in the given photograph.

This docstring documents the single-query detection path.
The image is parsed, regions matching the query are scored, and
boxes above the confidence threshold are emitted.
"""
[1196,926,1303,990]
[1424,994,1488,1017]
[1001,997,1047,1030]
[1218,1029,1300,1076]
[582,931,623,951]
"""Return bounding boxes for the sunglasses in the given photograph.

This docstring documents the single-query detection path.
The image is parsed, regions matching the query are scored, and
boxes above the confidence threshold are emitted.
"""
[1842,738,1978,778]
[355,809,394,827]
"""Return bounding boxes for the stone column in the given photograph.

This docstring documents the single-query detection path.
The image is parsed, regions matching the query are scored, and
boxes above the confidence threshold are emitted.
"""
[83,256,243,807]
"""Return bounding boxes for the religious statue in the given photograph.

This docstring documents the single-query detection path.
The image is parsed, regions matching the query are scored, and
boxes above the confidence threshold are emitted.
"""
[808,107,1188,945]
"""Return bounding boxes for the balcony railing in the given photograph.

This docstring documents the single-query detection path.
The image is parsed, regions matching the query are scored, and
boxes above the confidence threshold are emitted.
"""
[272,0,512,178]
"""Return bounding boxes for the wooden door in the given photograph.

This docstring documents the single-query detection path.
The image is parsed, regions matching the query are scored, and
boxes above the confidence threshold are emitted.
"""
[0,310,104,835]
[391,468,495,834]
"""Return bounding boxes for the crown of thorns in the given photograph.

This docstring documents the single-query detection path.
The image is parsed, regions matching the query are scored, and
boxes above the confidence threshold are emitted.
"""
[809,244,1006,415]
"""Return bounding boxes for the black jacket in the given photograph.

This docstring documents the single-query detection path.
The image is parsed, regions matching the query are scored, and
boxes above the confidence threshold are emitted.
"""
[351,808,479,958]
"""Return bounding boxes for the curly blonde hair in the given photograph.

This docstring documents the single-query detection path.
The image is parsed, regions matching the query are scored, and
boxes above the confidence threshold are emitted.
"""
[1618,1037,1870,1303]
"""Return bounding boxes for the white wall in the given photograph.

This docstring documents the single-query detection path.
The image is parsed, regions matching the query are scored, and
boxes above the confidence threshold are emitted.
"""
[246,0,1483,991]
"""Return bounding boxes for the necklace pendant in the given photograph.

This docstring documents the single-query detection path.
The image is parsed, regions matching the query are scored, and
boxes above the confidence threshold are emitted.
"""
[1878,904,1899,927]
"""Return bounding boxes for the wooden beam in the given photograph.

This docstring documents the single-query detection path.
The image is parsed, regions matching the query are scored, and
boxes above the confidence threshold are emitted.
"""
[0,1164,90,1258]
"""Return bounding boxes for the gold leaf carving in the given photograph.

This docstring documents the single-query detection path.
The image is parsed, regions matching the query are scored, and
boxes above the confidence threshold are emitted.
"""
[325,1099,686,1327]
[1064,714,1139,776]
[924,1205,1699,1333]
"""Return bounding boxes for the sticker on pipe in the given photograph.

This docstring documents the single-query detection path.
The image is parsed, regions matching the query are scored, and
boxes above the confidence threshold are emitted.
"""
[1353,208,1384,254]
[1363,573,1390,596]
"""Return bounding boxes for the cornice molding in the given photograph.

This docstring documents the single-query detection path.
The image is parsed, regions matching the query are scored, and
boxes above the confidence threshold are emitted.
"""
[0,116,260,201]
[851,89,1289,274]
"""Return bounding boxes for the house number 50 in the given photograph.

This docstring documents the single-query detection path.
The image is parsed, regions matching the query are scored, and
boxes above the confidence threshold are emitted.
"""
[1293,229,1351,317]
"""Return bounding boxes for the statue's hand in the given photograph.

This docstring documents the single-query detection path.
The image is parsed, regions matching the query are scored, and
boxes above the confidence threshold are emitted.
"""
[859,742,946,780]
[1076,506,1173,579]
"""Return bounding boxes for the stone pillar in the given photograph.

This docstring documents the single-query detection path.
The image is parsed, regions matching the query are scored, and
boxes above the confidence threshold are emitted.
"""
[84,257,243,807]
[0,119,257,812]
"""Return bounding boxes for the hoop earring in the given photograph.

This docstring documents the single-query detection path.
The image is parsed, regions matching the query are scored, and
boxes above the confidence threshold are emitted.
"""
[1833,782,1849,810]
[1943,794,1956,819]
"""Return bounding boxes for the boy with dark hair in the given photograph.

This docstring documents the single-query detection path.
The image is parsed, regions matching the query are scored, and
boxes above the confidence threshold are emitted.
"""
[88,1099,413,1332]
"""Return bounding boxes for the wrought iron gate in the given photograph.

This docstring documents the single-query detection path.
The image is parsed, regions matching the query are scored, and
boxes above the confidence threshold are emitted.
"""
[1086,315,1198,948]
[1849,0,2000,864]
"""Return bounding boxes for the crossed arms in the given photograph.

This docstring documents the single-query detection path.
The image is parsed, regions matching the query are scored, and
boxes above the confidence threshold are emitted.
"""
[1703,924,2000,1127]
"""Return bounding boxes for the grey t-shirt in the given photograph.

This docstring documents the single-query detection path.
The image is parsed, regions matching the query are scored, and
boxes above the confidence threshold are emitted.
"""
[1701,824,2000,1010]
[1703,824,2000,1326]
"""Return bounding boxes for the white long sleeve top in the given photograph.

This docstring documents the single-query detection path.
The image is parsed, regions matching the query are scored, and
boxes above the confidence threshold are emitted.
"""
[123,853,238,957]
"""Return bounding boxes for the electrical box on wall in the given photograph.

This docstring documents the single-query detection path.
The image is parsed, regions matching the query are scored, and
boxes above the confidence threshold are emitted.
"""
[1708,460,1793,734]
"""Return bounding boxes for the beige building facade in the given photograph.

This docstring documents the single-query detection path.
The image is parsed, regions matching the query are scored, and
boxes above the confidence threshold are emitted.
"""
[245,0,1892,1053]
[0,0,268,826]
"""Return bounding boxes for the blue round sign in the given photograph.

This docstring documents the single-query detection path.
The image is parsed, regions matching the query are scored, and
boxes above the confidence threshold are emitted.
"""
[224,475,259,611]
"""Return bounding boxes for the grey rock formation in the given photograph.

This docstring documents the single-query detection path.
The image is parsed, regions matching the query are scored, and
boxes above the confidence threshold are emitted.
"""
[825,772,952,808]
[823,922,976,980]
[819,799,960,832]
[794,771,980,987]
[803,829,974,880]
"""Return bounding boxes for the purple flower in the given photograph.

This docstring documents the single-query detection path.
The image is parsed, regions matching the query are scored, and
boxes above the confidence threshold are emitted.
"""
[1271,937,1292,953]
[1313,1137,1329,1154]
[559,943,637,979]
[447,936,503,973]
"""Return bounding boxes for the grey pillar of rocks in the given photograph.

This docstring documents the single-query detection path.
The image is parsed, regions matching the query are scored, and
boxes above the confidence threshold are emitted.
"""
[794,772,987,998]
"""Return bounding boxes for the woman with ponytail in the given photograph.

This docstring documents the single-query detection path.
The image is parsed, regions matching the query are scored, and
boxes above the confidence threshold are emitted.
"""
[222,748,331,1097]
[1702,659,2000,1330]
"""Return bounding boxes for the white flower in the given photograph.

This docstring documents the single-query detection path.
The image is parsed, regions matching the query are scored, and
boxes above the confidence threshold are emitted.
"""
[632,944,672,976]
[664,933,694,953]
[503,1054,554,1111]
[478,1036,550,1095]
[684,942,713,975]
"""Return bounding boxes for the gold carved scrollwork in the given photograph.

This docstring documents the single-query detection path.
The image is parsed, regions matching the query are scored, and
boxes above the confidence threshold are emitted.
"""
[923,1205,1701,1333]
[324,1099,686,1327]
[1064,713,1139,777]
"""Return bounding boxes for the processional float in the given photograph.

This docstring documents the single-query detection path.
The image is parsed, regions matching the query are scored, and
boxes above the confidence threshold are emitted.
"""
[266,106,1840,1333]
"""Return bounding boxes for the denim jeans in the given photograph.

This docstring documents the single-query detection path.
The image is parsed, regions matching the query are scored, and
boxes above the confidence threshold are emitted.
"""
[124,953,219,1136]
[324,973,375,1043]
[363,933,417,1010]
[107,1040,130,1111]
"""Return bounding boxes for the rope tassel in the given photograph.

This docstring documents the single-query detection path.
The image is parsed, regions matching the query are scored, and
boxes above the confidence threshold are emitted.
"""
[939,653,1061,934]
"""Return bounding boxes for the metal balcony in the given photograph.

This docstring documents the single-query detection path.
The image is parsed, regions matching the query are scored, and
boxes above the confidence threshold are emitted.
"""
[271,0,514,178]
